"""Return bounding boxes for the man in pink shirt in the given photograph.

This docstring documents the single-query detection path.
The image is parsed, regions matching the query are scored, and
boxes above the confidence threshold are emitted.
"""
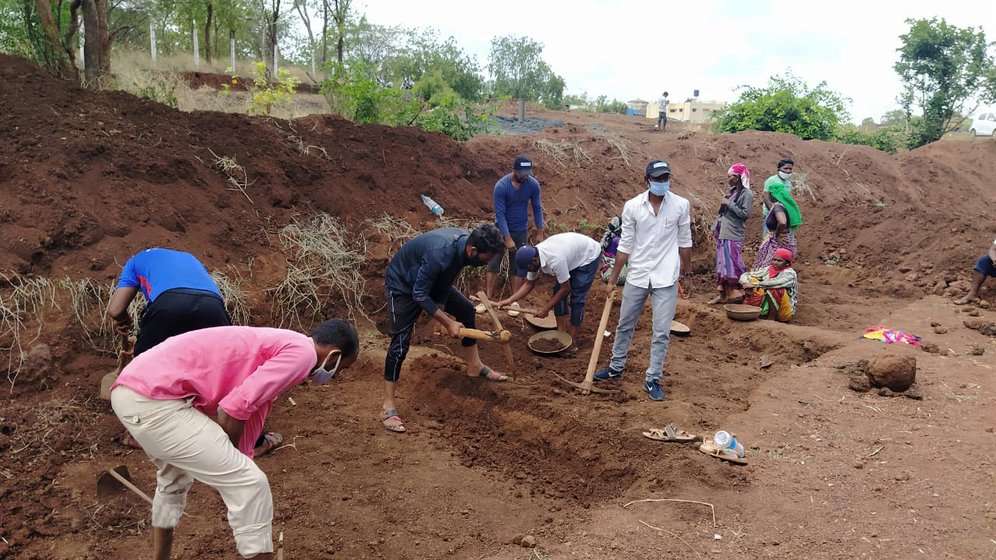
[110,319,358,559]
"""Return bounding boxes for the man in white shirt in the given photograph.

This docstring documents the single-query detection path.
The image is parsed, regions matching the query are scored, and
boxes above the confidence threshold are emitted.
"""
[594,160,693,401]
[496,232,603,353]
[656,91,669,132]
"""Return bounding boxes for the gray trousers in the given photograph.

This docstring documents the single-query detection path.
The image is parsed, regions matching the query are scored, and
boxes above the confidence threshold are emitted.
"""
[608,281,679,382]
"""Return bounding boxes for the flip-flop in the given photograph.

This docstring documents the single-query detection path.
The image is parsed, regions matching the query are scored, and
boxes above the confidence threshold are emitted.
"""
[380,409,406,433]
[254,431,284,457]
[642,424,701,443]
[698,437,748,465]
[954,297,979,306]
[477,366,510,382]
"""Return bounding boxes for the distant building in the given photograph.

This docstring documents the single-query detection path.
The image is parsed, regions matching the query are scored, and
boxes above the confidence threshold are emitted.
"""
[646,99,726,124]
[627,99,649,117]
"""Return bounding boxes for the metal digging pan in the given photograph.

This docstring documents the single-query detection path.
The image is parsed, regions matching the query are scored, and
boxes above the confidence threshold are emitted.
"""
[527,330,573,355]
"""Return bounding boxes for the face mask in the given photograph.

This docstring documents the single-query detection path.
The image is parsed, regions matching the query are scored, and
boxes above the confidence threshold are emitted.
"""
[311,351,342,385]
[778,171,792,181]
[648,180,670,196]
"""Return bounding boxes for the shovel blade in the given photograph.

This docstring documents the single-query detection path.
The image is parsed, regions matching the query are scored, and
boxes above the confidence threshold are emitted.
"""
[96,465,131,498]
[99,369,119,400]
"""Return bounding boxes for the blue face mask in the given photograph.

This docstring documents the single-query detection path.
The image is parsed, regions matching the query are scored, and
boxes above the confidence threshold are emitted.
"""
[648,180,670,196]
[311,351,342,385]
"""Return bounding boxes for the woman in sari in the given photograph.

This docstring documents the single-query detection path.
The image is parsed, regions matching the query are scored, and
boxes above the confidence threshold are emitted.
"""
[740,248,798,322]
[753,180,802,269]
[709,163,753,304]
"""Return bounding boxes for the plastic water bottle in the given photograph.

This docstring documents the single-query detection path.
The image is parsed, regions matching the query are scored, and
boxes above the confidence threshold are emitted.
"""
[420,195,444,217]
[713,430,745,458]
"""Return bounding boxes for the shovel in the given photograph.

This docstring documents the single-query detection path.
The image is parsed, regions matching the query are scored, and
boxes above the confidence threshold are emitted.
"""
[97,465,153,504]
[557,291,617,395]
[99,334,136,401]
[97,465,192,517]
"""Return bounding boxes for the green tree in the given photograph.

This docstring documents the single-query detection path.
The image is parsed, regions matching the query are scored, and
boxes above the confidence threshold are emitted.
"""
[895,17,996,148]
[711,73,849,140]
[487,34,565,107]
[383,28,484,101]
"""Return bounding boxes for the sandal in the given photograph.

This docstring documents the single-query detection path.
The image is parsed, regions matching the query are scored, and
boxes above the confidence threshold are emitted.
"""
[698,437,748,465]
[707,295,726,305]
[254,431,284,457]
[954,296,979,306]
[380,409,406,433]
[642,424,701,443]
[476,366,510,382]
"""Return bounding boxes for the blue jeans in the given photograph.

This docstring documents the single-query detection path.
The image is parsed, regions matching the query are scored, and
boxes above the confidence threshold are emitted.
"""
[608,281,679,382]
[975,255,996,277]
[552,256,601,326]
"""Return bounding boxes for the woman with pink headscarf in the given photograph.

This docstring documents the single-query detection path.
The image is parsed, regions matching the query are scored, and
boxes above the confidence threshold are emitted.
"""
[709,163,754,305]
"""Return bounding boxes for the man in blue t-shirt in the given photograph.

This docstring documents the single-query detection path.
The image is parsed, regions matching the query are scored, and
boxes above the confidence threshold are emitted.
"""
[485,155,545,301]
[108,248,231,355]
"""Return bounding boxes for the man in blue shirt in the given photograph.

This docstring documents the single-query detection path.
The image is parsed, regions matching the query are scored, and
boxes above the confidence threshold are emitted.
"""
[485,155,545,301]
[382,224,506,433]
[108,248,231,355]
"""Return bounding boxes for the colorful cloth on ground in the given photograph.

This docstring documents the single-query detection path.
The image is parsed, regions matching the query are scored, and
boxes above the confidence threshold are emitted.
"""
[753,231,797,269]
[768,182,802,229]
[740,266,798,321]
[715,238,746,288]
[862,326,922,346]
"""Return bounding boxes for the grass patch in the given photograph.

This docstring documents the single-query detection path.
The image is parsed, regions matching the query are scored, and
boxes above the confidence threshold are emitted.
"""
[211,270,253,325]
[270,214,368,328]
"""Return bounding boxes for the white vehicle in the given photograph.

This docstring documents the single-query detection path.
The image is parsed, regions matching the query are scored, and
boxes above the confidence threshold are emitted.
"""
[970,112,996,137]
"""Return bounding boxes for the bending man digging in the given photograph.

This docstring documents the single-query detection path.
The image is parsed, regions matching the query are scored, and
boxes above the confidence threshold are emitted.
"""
[382,225,508,433]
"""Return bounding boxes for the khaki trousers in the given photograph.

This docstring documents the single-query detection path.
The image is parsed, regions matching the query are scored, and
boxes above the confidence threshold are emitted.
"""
[111,386,273,557]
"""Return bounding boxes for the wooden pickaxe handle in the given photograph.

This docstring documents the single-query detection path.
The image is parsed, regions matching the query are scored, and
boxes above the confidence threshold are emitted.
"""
[106,468,153,505]
[496,305,544,316]
[436,325,512,343]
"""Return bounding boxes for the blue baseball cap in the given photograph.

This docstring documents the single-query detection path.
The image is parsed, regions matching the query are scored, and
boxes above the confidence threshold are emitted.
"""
[514,246,539,276]
[513,155,533,175]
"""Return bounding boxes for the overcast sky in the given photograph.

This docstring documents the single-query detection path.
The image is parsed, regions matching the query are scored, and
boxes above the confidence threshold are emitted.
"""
[357,0,996,123]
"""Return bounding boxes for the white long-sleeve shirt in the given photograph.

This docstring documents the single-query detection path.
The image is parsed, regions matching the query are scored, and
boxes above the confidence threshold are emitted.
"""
[617,191,693,289]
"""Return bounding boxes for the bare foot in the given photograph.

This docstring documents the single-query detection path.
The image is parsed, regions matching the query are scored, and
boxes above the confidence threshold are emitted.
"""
[954,296,979,305]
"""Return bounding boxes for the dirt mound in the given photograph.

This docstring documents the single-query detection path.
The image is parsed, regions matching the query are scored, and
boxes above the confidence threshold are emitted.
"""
[3,54,996,559]
[866,355,917,391]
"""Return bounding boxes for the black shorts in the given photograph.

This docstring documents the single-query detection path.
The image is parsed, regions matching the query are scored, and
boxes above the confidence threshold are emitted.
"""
[384,287,476,382]
[135,288,231,355]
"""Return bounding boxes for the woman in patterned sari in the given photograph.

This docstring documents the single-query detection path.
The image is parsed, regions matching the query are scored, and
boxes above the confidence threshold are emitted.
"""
[709,163,753,305]
[741,248,798,322]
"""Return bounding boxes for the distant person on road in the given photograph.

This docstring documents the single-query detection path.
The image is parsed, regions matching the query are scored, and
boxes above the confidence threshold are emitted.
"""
[753,180,802,269]
[762,158,794,237]
[495,232,603,355]
[383,225,508,433]
[656,91,669,132]
[110,320,359,560]
[710,163,754,305]
[954,238,996,305]
[484,155,545,305]
[741,248,798,322]
[594,160,693,402]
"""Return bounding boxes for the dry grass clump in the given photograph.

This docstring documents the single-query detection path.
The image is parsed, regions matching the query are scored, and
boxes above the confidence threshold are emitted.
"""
[0,274,59,387]
[211,270,252,325]
[270,214,368,328]
[533,138,593,168]
[206,148,255,203]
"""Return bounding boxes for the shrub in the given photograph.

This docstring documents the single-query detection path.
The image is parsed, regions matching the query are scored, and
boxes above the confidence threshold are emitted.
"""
[835,125,905,154]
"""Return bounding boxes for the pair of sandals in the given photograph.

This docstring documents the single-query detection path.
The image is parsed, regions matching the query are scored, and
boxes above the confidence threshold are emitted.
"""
[642,424,748,465]
[380,366,509,433]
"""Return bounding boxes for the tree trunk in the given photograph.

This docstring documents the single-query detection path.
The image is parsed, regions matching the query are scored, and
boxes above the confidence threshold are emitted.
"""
[31,0,78,79]
[81,0,110,84]
[321,0,328,65]
[204,2,213,64]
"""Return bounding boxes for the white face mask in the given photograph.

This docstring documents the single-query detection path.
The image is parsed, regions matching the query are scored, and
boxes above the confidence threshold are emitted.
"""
[311,351,342,385]
[778,171,792,181]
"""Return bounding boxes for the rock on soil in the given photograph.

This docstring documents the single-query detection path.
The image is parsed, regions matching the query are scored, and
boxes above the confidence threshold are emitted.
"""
[865,355,917,392]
